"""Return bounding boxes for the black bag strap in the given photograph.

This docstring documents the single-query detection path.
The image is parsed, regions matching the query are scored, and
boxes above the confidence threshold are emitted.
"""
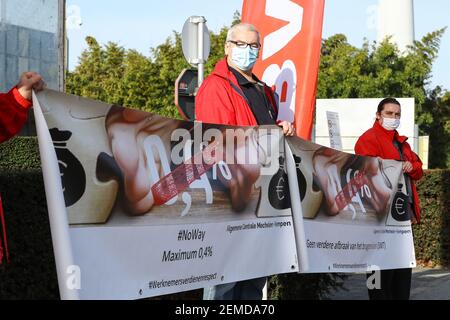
[393,140,414,203]
[393,140,404,161]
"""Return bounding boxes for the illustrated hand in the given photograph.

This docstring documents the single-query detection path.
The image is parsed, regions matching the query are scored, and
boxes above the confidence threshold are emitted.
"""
[312,148,349,215]
[313,149,392,218]
[106,107,178,215]
[216,129,261,212]
[360,157,391,216]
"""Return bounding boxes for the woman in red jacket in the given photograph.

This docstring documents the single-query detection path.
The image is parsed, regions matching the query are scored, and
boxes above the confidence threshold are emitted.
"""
[355,97,423,300]
[0,72,45,143]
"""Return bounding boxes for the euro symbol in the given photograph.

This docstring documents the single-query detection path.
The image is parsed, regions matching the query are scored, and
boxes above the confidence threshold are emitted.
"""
[276,177,286,201]
[395,197,406,215]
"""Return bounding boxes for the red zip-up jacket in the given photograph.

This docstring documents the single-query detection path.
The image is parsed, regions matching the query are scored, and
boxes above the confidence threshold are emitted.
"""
[0,88,32,143]
[355,121,423,223]
[195,58,278,126]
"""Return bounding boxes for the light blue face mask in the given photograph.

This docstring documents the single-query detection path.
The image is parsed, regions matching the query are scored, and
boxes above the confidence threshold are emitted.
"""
[231,46,259,71]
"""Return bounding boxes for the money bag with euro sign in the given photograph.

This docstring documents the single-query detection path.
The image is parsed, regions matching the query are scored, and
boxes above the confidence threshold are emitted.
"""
[50,128,86,207]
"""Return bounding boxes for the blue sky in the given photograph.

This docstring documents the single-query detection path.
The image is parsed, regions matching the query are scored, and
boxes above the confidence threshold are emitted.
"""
[66,0,449,90]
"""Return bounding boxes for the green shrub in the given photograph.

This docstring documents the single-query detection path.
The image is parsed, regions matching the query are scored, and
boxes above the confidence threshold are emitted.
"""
[0,169,58,299]
[414,170,450,267]
[0,137,41,170]
[0,138,58,299]
[268,273,347,300]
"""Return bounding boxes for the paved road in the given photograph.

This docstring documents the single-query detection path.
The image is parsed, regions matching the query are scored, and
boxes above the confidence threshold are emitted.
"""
[325,267,450,300]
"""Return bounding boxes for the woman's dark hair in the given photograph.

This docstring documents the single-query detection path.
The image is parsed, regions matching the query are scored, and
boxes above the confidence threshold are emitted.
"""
[377,98,401,113]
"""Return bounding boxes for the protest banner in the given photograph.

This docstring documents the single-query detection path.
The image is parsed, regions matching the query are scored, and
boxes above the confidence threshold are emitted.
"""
[34,90,415,299]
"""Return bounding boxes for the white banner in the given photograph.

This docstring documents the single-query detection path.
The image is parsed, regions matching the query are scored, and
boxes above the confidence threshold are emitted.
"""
[286,137,416,273]
[34,90,299,299]
[33,90,415,299]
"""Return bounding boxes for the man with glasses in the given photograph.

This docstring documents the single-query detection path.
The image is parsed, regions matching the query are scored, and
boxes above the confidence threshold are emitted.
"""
[196,23,294,135]
[196,23,295,300]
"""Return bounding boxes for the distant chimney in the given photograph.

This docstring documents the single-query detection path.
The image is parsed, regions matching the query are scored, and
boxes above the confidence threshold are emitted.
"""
[377,0,415,53]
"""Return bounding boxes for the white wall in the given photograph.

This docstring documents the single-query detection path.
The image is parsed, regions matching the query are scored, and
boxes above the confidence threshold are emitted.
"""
[1,0,58,33]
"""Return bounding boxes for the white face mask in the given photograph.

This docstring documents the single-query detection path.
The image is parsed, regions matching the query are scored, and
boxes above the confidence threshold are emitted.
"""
[381,117,400,131]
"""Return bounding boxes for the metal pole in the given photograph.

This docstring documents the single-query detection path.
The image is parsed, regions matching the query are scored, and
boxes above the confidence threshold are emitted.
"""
[285,140,309,273]
[197,17,205,87]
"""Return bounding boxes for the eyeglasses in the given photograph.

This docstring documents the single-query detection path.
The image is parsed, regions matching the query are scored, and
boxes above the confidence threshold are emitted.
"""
[228,40,261,50]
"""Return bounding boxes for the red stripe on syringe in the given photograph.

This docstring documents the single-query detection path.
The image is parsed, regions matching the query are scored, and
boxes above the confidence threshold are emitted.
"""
[151,141,220,206]
[335,171,368,211]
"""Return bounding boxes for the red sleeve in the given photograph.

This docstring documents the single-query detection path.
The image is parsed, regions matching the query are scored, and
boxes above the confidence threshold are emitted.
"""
[0,88,32,143]
[406,148,424,181]
[409,159,423,180]
[195,77,237,126]
[354,132,380,157]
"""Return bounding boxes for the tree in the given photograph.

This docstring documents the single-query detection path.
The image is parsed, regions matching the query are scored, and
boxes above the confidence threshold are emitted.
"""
[67,37,126,105]
[67,25,231,119]
[146,32,190,118]
[318,29,446,106]
[420,87,450,168]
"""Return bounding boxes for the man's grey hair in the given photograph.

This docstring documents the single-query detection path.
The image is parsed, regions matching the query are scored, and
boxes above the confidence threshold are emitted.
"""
[226,23,261,43]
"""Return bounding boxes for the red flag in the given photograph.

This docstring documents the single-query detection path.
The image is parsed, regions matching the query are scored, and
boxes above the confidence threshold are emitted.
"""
[242,0,325,140]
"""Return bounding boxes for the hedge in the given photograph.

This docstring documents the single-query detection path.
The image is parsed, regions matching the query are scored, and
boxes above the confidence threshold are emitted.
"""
[0,137,41,170]
[0,138,58,299]
[0,137,448,299]
[413,170,450,267]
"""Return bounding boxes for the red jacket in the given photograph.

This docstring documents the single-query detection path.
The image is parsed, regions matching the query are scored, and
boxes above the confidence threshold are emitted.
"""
[355,121,423,222]
[0,88,32,143]
[195,58,278,126]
